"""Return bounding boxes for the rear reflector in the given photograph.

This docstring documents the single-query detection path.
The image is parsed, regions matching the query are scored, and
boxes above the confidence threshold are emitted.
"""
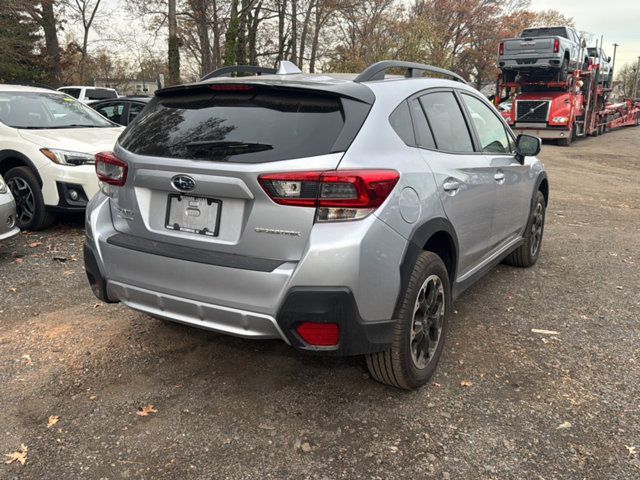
[296,322,340,347]
[258,169,399,222]
[95,151,128,187]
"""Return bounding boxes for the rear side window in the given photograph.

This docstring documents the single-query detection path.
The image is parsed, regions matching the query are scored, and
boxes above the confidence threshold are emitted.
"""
[389,101,414,145]
[408,99,435,149]
[419,92,473,153]
[120,87,360,163]
[522,27,568,39]
[460,93,512,154]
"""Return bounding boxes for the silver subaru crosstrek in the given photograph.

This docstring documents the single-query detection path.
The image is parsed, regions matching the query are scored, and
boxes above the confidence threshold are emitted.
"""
[0,174,20,241]
[85,61,548,390]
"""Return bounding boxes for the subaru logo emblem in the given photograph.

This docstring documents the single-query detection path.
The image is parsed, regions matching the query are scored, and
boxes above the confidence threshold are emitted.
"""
[171,175,196,192]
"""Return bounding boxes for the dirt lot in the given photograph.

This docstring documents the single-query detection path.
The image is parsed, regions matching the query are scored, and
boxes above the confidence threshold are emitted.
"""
[1,126,639,479]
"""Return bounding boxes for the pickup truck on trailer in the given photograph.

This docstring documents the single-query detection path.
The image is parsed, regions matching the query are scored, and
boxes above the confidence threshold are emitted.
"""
[498,26,588,83]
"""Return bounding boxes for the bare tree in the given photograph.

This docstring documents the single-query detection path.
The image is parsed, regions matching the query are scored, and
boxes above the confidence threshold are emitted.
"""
[168,0,180,84]
[64,0,103,83]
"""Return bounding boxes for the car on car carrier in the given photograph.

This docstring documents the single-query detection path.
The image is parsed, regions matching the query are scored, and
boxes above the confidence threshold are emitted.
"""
[84,61,549,389]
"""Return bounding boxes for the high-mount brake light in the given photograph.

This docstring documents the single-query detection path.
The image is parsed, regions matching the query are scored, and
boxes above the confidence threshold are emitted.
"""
[209,84,255,91]
[95,151,128,187]
[258,170,399,222]
[553,39,560,54]
[499,42,504,55]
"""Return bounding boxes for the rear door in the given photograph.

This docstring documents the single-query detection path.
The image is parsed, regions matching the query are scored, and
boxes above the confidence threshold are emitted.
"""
[413,89,496,278]
[111,84,370,262]
[459,92,531,245]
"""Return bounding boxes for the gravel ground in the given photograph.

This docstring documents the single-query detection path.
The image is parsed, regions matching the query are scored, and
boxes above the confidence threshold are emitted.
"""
[1,126,639,479]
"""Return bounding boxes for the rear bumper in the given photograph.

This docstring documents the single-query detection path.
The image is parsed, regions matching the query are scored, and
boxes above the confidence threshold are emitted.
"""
[499,57,562,69]
[84,194,404,356]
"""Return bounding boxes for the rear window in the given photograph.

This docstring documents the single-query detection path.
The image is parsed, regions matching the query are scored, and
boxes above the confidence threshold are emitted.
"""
[119,86,362,163]
[59,88,80,99]
[521,27,568,39]
[86,88,117,100]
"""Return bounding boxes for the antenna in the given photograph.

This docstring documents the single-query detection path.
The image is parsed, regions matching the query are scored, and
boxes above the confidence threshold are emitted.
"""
[276,61,302,75]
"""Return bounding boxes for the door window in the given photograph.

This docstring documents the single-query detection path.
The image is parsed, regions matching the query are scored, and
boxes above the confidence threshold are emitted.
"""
[96,102,125,124]
[127,102,146,124]
[460,93,512,154]
[419,91,473,153]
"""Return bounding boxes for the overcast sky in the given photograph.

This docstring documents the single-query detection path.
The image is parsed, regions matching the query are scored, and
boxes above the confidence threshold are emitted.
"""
[530,0,640,69]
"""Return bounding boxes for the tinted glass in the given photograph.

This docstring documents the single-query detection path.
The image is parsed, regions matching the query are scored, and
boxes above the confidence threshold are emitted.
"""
[59,88,80,99]
[86,88,117,100]
[120,88,348,163]
[461,94,511,154]
[419,92,473,153]
[409,99,435,149]
[389,101,414,145]
[96,102,125,124]
[128,102,146,123]
[521,27,568,39]
[0,92,113,129]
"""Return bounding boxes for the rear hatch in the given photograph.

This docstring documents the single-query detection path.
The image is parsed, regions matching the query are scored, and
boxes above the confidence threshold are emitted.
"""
[109,81,372,263]
[504,37,555,59]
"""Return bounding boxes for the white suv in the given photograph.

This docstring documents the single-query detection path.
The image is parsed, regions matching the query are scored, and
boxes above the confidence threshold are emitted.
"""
[0,85,123,230]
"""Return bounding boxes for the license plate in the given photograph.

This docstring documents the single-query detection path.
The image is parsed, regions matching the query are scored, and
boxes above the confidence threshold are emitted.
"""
[165,194,222,237]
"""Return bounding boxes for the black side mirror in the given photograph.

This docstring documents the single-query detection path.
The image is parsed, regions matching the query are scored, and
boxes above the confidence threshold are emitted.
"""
[515,134,541,162]
[607,56,612,63]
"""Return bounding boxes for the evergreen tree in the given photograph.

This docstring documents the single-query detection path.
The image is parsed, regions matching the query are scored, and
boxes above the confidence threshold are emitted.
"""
[0,8,46,84]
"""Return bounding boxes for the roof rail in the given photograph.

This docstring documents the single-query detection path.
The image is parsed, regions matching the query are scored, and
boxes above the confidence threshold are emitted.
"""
[201,65,277,81]
[354,61,467,84]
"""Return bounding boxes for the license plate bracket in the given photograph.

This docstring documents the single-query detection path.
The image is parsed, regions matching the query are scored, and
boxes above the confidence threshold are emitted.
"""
[165,194,222,237]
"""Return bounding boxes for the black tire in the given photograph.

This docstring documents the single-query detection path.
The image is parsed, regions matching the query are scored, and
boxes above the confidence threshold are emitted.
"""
[558,58,569,82]
[4,166,56,231]
[557,129,572,146]
[366,252,450,390]
[503,191,546,268]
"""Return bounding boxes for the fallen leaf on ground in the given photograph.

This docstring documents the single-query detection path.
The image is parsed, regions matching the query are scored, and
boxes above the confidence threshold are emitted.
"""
[52,256,67,263]
[557,421,572,429]
[626,445,636,456]
[460,380,473,387]
[4,444,28,465]
[531,329,559,335]
[93,303,101,309]
[21,354,33,365]
[9,287,17,293]
[15,258,24,264]
[63,270,74,276]
[29,242,42,248]
[89,395,98,400]
[47,415,60,428]
[136,405,158,417]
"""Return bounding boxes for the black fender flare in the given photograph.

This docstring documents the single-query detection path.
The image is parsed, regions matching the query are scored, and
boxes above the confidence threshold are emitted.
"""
[394,217,459,317]
[0,150,43,187]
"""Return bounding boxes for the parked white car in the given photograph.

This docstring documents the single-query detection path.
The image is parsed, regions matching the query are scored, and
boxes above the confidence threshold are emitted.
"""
[0,85,123,230]
[0,174,19,241]
[57,86,119,104]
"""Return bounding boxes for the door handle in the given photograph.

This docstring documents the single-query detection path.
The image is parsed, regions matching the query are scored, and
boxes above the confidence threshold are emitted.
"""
[443,180,460,192]
[494,171,505,183]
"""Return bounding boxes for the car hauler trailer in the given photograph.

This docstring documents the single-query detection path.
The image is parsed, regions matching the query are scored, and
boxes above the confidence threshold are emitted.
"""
[497,62,640,146]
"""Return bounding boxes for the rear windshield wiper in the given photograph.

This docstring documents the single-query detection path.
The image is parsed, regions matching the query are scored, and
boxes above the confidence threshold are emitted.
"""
[184,141,273,157]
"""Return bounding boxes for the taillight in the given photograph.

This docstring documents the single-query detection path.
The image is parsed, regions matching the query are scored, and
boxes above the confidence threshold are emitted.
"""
[553,39,560,53]
[210,84,254,91]
[296,322,339,347]
[95,151,128,187]
[258,169,399,222]
[499,42,504,55]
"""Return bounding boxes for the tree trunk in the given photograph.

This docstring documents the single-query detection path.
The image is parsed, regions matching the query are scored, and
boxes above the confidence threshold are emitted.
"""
[247,1,262,65]
[194,0,211,76]
[168,0,180,85]
[289,0,297,64]
[212,0,221,68]
[309,3,322,73]
[298,0,315,70]
[235,0,250,65]
[277,0,287,62]
[40,0,62,86]
[223,0,239,66]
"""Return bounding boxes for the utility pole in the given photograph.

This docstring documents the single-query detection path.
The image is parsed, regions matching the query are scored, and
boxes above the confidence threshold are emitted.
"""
[634,56,640,99]
[610,43,619,89]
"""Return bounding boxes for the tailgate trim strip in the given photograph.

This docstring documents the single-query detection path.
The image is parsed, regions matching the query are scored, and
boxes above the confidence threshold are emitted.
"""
[106,233,286,272]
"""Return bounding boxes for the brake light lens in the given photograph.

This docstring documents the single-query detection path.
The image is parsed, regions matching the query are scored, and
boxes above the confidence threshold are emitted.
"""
[499,42,504,55]
[296,322,339,347]
[553,39,560,53]
[210,84,254,91]
[95,151,128,186]
[258,169,399,222]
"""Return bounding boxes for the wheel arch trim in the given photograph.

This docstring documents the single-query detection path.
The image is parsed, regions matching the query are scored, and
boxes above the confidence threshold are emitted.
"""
[0,150,43,187]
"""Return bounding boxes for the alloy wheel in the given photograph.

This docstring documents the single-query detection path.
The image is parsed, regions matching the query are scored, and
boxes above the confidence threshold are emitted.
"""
[530,202,544,257]
[410,274,445,369]
[7,176,35,224]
